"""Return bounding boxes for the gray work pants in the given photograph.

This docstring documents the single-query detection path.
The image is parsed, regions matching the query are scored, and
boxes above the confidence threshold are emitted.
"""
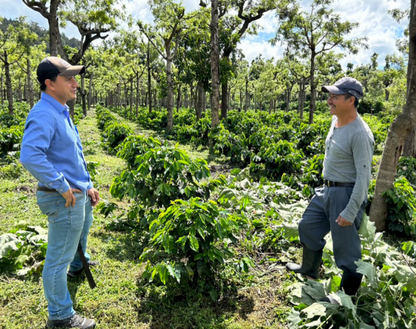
[298,186,365,275]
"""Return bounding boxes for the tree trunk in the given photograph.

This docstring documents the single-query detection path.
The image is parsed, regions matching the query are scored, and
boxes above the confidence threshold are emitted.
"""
[47,1,67,58]
[403,127,416,157]
[136,74,140,117]
[147,42,152,114]
[309,52,316,124]
[370,0,416,232]
[196,81,204,121]
[298,78,305,120]
[166,47,174,131]
[26,57,34,109]
[1,72,3,105]
[210,0,220,129]
[130,78,133,117]
[245,78,250,111]
[4,52,13,115]
[286,83,293,112]
[80,73,87,116]
[239,88,243,111]
[221,82,228,119]
[88,72,93,112]
[176,87,181,111]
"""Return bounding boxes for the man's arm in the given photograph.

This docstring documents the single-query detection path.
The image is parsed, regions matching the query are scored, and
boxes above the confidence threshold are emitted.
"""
[339,131,374,223]
[20,110,71,194]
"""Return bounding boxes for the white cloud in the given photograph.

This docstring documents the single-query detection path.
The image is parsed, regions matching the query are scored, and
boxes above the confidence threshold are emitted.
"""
[239,38,284,63]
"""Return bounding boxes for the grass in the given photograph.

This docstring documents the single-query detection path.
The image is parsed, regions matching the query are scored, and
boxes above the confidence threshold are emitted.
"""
[0,108,292,329]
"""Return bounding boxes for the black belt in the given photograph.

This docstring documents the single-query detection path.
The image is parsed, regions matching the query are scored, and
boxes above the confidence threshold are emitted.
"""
[37,186,57,192]
[324,180,355,188]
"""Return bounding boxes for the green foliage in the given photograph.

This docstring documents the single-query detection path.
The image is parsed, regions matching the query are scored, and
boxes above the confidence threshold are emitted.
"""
[101,122,134,154]
[358,99,385,114]
[110,142,212,211]
[296,123,327,156]
[0,125,24,157]
[382,176,416,237]
[209,124,250,165]
[397,156,416,185]
[116,135,162,169]
[300,154,325,197]
[86,161,100,185]
[0,226,47,275]
[254,140,303,179]
[96,106,118,131]
[0,157,24,179]
[140,197,250,300]
[287,218,416,328]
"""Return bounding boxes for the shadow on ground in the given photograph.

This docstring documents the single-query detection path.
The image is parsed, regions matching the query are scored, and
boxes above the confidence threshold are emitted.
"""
[135,283,256,329]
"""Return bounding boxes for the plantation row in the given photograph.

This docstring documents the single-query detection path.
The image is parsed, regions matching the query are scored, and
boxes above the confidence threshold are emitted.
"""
[1,102,416,327]
[94,105,416,328]
[96,104,416,236]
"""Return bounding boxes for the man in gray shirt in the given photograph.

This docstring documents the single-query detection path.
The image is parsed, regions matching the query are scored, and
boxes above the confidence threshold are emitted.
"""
[286,77,374,302]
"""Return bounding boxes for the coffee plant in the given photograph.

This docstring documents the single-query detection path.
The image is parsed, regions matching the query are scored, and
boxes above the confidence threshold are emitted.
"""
[382,176,416,237]
[140,197,251,300]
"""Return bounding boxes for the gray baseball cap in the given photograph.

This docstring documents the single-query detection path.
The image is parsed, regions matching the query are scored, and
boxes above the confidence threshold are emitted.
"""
[37,56,85,85]
[322,77,363,100]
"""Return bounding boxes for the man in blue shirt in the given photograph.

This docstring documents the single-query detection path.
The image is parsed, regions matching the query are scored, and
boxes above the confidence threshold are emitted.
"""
[20,57,99,329]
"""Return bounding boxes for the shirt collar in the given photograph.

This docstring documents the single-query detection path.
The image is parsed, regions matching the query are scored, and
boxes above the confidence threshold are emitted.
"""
[41,92,69,114]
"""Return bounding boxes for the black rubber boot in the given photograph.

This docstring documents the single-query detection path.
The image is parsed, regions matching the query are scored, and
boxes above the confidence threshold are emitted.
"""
[286,246,322,279]
[320,271,363,304]
[340,271,362,295]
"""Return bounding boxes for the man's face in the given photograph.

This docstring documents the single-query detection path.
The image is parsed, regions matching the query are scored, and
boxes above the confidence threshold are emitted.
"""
[46,75,79,105]
[327,93,351,116]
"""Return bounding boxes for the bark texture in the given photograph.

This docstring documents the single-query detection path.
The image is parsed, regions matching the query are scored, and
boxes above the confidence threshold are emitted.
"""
[210,0,220,128]
[369,0,416,231]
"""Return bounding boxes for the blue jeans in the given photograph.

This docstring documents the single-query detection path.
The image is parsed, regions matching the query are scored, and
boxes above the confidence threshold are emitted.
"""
[36,190,93,320]
[298,186,365,275]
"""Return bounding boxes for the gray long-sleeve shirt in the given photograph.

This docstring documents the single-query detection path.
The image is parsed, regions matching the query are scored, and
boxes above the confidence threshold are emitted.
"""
[323,115,374,223]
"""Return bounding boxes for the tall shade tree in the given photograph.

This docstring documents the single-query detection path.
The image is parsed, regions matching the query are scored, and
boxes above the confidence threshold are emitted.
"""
[138,0,186,131]
[23,0,123,62]
[219,0,277,119]
[22,0,65,57]
[272,0,366,123]
[209,0,220,128]
[175,7,211,120]
[370,0,416,232]
[112,28,147,117]
[0,16,37,115]
[23,0,123,117]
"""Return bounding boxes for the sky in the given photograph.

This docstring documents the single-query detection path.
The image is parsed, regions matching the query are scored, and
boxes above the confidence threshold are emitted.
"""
[1,0,410,69]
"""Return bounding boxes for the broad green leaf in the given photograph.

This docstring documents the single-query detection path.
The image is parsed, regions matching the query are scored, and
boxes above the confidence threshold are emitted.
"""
[337,291,356,315]
[185,264,194,277]
[359,213,376,240]
[157,264,168,285]
[356,260,376,285]
[166,264,180,283]
[176,236,188,250]
[0,234,20,258]
[301,303,326,319]
[189,235,199,252]
[359,323,376,329]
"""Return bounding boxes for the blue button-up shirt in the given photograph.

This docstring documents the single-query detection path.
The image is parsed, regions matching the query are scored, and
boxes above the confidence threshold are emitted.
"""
[20,92,92,193]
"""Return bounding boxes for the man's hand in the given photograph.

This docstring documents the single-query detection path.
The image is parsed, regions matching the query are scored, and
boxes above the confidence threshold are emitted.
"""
[88,188,100,207]
[335,215,353,227]
[61,188,82,208]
